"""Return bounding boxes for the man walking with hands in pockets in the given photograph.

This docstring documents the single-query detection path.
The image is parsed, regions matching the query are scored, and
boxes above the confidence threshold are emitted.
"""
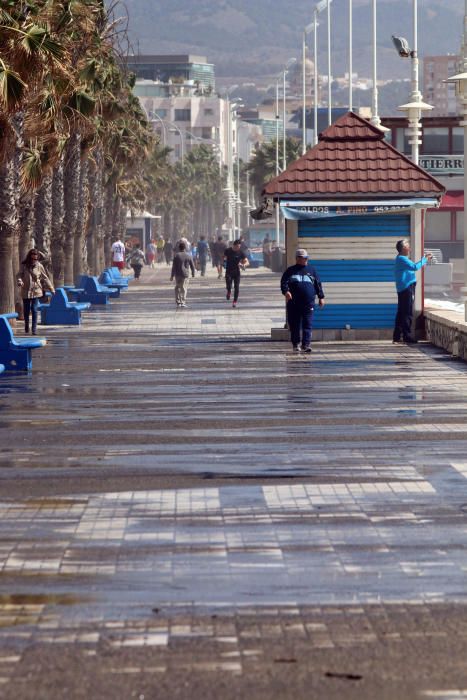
[281,249,325,353]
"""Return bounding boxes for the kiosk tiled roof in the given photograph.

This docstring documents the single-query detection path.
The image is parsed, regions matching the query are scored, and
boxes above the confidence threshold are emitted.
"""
[263,111,445,199]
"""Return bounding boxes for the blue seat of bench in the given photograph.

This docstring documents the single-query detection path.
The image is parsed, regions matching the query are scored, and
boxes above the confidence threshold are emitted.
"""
[111,266,133,282]
[0,364,4,374]
[101,269,128,288]
[39,288,91,325]
[0,316,46,371]
[74,276,114,305]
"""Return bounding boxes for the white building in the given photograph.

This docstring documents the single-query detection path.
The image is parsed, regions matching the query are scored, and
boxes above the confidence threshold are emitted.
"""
[134,79,232,166]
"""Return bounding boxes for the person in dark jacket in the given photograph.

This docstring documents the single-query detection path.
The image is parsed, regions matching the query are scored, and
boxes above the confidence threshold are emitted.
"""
[280,248,325,353]
[170,241,195,308]
[196,235,210,276]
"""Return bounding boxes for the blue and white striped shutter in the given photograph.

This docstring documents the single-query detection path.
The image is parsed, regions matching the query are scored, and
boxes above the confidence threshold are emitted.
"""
[298,214,410,329]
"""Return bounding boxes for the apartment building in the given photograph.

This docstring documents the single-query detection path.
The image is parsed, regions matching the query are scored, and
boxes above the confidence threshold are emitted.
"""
[423,55,460,117]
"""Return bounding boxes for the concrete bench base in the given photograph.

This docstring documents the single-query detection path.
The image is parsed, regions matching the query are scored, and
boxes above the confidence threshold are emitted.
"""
[425,308,467,360]
[271,327,393,341]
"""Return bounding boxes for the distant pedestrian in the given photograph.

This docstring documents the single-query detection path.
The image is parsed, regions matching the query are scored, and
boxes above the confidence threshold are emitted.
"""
[111,237,126,271]
[280,248,325,353]
[170,241,195,308]
[17,248,55,334]
[209,236,216,267]
[214,236,227,279]
[262,235,272,268]
[393,238,432,345]
[197,235,210,276]
[164,239,173,265]
[224,239,249,308]
[146,239,157,268]
[130,243,145,279]
[156,237,165,263]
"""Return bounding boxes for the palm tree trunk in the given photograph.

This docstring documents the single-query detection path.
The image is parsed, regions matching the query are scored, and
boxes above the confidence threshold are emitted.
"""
[103,178,115,267]
[74,156,90,280]
[19,191,35,263]
[51,154,65,286]
[0,159,19,314]
[63,135,81,284]
[34,172,53,256]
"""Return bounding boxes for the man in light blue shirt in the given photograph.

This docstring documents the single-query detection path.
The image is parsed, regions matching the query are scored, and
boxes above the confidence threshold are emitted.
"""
[393,239,432,344]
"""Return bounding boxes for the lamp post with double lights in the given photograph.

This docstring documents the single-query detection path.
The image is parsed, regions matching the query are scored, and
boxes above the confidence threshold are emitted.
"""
[446,0,467,321]
[394,0,433,165]
[302,23,315,155]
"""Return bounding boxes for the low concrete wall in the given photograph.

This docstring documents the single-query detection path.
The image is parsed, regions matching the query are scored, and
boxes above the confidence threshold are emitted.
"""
[271,327,393,341]
[425,307,467,360]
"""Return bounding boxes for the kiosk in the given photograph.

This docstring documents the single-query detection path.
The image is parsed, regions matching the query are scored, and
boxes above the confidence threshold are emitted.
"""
[264,112,445,340]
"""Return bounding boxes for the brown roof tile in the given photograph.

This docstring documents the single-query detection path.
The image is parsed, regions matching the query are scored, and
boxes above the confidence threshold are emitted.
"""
[263,111,445,199]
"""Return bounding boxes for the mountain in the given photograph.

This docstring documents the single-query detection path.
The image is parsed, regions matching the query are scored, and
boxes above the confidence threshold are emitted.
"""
[120,0,464,81]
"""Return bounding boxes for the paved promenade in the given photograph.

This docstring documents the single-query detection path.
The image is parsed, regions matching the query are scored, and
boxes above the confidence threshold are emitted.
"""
[2,265,467,699]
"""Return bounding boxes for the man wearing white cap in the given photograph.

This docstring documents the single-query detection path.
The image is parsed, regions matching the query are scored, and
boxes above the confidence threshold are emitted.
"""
[280,249,325,352]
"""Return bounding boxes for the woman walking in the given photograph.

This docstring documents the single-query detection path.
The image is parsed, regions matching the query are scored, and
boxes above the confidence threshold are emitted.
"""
[17,249,55,334]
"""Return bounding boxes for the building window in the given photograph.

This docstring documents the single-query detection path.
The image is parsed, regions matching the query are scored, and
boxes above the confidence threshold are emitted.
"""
[422,128,449,154]
[201,127,212,139]
[174,109,191,122]
[452,127,464,154]
[457,212,464,240]
[425,211,451,241]
[155,109,168,119]
[204,108,214,116]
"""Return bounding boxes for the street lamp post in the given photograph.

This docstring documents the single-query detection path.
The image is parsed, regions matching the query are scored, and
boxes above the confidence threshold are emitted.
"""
[327,0,332,126]
[150,113,167,146]
[313,0,331,143]
[168,122,185,163]
[349,0,353,111]
[371,0,381,127]
[446,0,467,321]
[302,23,314,155]
[283,57,297,172]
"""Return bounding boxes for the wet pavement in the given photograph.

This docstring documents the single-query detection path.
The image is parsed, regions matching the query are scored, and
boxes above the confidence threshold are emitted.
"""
[2,265,467,699]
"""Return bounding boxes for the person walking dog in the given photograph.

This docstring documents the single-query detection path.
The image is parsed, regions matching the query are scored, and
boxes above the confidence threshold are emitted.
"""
[280,249,325,353]
[393,238,432,345]
[17,249,55,334]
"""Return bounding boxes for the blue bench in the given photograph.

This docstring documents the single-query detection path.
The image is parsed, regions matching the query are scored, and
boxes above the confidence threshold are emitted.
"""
[99,269,128,291]
[75,276,116,304]
[0,314,46,371]
[111,266,133,283]
[39,288,91,325]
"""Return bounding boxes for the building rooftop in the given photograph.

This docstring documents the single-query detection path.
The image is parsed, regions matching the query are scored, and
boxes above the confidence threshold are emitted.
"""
[264,111,445,199]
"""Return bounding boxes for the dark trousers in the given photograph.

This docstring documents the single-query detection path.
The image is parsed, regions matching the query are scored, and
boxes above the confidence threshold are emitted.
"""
[287,302,313,348]
[199,256,207,276]
[226,272,240,302]
[23,298,39,332]
[393,284,415,342]
[131,264,142,279]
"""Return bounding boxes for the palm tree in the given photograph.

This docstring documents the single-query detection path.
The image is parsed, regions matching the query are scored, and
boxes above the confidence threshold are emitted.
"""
[247,138,301,201]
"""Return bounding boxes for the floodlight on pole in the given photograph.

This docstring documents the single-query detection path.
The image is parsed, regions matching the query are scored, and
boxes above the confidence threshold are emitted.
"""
[313,0,330,143]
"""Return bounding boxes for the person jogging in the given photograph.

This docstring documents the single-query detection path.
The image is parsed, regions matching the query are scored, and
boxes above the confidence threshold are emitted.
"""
[224,239,249,308]
[280,248,325,353]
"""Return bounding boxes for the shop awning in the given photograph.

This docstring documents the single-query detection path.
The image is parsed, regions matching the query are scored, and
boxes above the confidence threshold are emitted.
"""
[431,191,464,211]
[280,199,441,220]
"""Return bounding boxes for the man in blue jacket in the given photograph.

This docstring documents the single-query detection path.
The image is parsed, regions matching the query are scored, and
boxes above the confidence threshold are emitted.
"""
[393,239,432,344]
[280,249,325,353]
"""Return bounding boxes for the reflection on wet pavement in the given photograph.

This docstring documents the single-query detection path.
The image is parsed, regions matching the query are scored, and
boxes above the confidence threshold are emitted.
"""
[1,269,467,696]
